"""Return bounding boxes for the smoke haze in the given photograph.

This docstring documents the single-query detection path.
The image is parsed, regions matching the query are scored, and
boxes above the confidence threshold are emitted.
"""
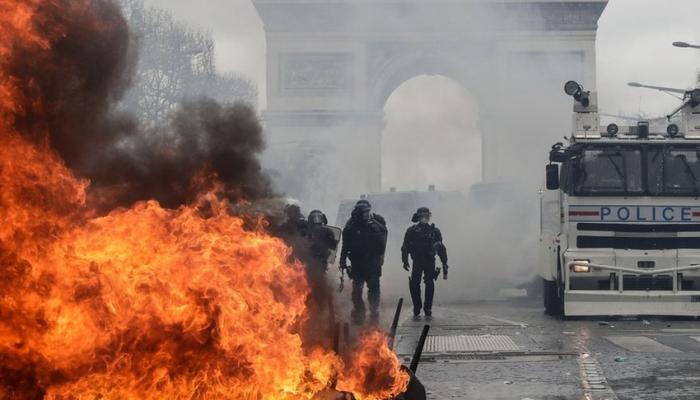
[127,1,700,303]
[382,75,482,191]
[6,0,273,212]
[144,0,593,301]
[145,0,700,114]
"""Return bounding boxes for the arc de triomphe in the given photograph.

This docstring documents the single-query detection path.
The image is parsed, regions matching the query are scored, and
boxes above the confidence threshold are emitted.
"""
[254,0,608,211]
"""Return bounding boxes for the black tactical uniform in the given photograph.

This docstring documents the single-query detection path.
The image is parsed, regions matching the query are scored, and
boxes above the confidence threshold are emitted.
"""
[300,210,340,349]
[276,204,308,261]
[305,210,338,271]
[401,207,448,318]
[340,203,388,323]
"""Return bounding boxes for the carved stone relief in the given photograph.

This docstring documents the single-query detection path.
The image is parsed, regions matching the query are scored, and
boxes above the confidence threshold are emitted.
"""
[280,53,354,96]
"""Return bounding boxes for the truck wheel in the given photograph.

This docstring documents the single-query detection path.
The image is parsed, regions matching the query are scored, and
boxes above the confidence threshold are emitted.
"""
[543,279,562,316]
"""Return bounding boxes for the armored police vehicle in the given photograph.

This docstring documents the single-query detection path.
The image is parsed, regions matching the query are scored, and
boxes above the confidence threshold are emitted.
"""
[541,80,700,316]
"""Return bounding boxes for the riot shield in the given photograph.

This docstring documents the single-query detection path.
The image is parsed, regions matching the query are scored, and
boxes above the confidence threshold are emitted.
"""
[326,225,342,264]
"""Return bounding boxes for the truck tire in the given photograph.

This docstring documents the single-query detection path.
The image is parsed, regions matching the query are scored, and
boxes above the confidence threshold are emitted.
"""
[543,279,562,316]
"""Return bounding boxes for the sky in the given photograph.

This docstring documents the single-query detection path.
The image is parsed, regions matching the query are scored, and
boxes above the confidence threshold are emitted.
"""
[144,0,700,117]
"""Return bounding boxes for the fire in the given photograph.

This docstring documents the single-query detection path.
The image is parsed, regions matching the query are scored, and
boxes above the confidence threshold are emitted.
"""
[337,331,410,400]
[0,1,409,399]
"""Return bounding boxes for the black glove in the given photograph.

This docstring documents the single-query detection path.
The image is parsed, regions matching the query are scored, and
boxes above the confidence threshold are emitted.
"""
[443,264,449,280]
[434,266,441,280]
[403,262,410,272]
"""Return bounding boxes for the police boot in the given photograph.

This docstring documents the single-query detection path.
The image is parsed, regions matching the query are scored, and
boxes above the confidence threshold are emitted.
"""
[424,278,435,320]
[409,277,422,318]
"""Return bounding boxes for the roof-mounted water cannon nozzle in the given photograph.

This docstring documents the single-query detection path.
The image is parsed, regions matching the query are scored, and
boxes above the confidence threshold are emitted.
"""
[690,89,700,106]
[564,80,590,107]
[565,80,599,139]
[683,88,700,138]
[666,88,700,120]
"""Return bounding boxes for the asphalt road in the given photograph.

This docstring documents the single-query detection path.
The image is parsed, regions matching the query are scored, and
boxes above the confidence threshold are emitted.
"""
[391,298,700,400]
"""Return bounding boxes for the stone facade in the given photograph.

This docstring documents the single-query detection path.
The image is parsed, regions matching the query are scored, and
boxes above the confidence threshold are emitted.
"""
[254,0,608,212]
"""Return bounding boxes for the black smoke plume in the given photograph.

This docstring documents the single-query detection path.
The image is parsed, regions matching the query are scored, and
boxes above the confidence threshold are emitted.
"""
[88,99,273,209]
[5,0,272,211]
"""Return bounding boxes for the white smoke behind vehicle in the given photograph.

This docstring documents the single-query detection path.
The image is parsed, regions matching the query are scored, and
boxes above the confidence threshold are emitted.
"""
[144,0,700,304]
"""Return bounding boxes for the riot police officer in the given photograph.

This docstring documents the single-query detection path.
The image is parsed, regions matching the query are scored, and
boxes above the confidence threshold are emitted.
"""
[340,203,388,324]
[274,203,308,261]
[401,207,448,320]
[281,203,306,234]
[305,209,339,271]
[354,199,387,228]
[300,209,340,349]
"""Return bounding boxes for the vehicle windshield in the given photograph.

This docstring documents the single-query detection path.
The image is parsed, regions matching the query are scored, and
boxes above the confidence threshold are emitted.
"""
[571,145,700,196]
[648,147,700,195]
[573,148,643,195]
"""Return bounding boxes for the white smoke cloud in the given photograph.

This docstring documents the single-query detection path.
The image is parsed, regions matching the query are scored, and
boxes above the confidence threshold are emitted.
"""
[143,0,700,304]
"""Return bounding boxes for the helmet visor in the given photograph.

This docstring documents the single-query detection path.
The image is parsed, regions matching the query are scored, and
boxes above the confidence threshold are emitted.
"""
[309,213,324,224]
[417,211,431,223]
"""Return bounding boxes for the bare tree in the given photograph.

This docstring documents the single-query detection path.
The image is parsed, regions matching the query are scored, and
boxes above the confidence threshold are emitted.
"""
[117,0,257,126]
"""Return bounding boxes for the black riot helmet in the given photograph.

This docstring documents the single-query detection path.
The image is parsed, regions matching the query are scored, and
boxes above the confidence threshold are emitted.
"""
[356,199,371,210]
[308,210,328,225]
[352,203,371,222]
[411,207,432,224]
[284,203,302,220]
[355,199,374,222]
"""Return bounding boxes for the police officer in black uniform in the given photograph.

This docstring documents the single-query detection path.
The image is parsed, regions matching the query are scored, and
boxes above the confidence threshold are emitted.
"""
[305,209,338,271]
[401,207,448,319]
[340,202,388,324]
[354,199,387,228]
[273,203,308,261]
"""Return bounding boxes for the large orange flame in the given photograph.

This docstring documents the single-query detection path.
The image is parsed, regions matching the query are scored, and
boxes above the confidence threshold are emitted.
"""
[0,1,409,399]
[336,331,410,400]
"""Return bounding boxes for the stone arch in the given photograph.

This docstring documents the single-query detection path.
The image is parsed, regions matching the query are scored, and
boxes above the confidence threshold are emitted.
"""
[369,50,481,110]
[381,73,483,190]
[254,0,608,213]
[369,50,491,184]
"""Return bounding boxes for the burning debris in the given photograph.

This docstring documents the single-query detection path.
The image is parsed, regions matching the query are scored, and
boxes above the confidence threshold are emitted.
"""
[0,1,408,399]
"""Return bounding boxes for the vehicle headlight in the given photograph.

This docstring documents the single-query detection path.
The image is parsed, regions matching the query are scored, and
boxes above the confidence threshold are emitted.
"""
[571,260,591,273]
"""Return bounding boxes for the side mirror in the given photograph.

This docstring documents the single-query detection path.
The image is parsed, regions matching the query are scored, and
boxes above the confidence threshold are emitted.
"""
[546,164,560,190]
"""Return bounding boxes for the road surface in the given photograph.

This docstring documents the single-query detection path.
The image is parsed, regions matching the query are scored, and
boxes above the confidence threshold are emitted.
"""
[392,297,700,400]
